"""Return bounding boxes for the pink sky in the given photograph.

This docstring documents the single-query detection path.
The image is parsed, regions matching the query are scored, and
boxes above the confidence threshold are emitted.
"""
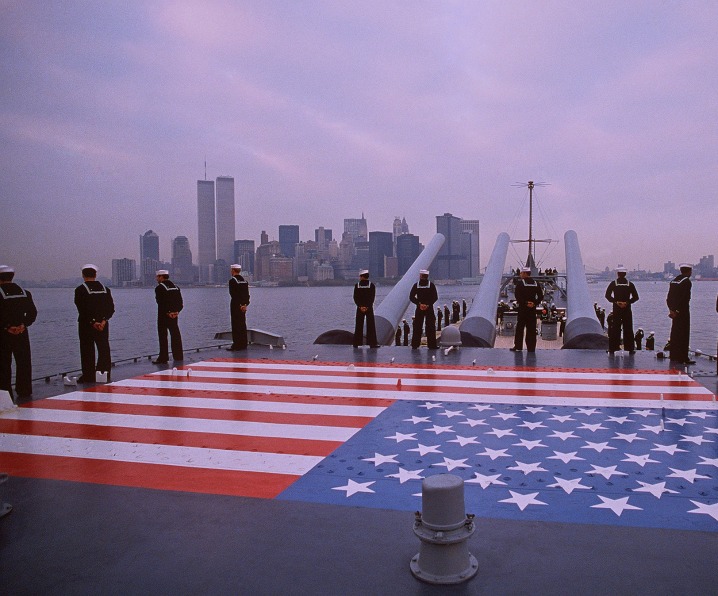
[1,1,716,279]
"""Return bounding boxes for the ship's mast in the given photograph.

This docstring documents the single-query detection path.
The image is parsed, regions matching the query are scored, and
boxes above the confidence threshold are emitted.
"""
[528,180,534,267]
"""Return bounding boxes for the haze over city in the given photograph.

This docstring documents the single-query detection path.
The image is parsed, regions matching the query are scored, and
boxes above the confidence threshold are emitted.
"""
[2,1,717,280]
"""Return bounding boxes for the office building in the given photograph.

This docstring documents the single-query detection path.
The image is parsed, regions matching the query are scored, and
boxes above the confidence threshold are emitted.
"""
[140,230,160,286]
[344,216,368,242]
[396,233,422,276]
[112,258,136,287]
[278,225,300,258]
[172,236,194,284]
[368,231,393,278]
[460,219,480,278]
[197,179,216,282]
[435,213,464,280]
[215,176,235,265]
[234,239,255,275]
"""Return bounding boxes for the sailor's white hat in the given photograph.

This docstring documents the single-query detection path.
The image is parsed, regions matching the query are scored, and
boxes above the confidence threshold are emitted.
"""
[616,265,627,272]
[679,263,692,269]
[419,269,429,275]
[82,264,98,272]
[0,265,14,274]
[231,264,242,270]
[156,269,169,276]
[359,269,369,276]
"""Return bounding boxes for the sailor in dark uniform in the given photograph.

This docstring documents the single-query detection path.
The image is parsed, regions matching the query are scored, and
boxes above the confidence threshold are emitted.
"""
[0,265,38,402]
[604,266,639,354]
[153,270,184,364]
[510,267,544,352]
[666,264,694,365]
[353,269,378,348]
[451,301,460,324]
[74,264,114,383]
[462,299,467,319]
[443,304,450,327]
[228,264,250,351]
[395,326,401,346]
[645,331,655,351]
[409,270,439,349]
[436,306,443,331]
[402,319,410,346]
[634,328,644,350]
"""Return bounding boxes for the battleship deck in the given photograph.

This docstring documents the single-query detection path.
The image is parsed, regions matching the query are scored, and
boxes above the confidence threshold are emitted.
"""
[1,345,717,595]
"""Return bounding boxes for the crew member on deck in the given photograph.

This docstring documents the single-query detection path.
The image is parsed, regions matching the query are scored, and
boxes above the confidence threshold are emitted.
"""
[228,264,250,351]
[353,270,378,348]
[666,263,694,365]
[0,265,37,402]
[395,326,401,346]
[605,265,639,354]
[645,331,655,351]
[634,328,644,350]
[436,306,443,331]
[74,264,114,383]
[402,319,410,346]
[409,270,438,349]
[153,270,184,364]
[511,267,543,352]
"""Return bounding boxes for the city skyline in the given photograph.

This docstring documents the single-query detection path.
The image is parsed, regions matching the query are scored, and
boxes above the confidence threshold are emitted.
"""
[2,3,717,279]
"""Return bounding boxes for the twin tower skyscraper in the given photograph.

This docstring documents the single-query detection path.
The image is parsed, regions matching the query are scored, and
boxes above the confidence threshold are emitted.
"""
[197,175,235,283]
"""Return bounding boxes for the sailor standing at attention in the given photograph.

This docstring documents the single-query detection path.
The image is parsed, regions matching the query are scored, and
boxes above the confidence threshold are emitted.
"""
[153,270,184,364]
[604,265,639,354]
[0,265,37,402]
[666,263,694,365]
[353,269,379,348]
[228,264,250,351]
[409,269,439,350]
[510,267,543,352]
[74,264,114,383]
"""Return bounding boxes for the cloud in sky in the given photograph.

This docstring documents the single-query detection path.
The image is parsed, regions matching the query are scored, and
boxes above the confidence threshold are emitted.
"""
[1,0,717,279]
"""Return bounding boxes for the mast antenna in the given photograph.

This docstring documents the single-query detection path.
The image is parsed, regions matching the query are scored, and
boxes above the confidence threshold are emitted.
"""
[511,180,550,268]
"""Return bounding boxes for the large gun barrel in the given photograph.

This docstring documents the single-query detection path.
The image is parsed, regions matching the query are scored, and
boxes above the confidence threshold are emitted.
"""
[563,230,608,349]
[459,232,510,347]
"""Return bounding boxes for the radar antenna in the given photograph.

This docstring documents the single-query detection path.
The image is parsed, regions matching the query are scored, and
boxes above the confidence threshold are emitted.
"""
[510,180,550,268]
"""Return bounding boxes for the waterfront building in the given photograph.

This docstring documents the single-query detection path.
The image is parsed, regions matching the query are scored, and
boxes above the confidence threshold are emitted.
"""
[255,240,281,282]
[260,230,269,246]
[368,231,393,278]
[435,213,463,280]
[197,179,216,283]
[140,229,160,286]
[278,225,300,258]
[234,239,255,276]
[171,236,194,284]
[396,233,422,276]
[312,261,335,281]
[111,258,136,287]
[344,216,367,242]
[215,176,236,266]
[392,216,409,256]
[460,219,481,278]
[269,256,294,283]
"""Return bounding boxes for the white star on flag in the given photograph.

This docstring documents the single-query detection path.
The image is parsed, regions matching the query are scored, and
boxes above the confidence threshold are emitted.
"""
[362,453,399,466]
[385,468,425,484]
[425,424,454,435]
[679,435,714,445]
[518,421,547,430]
[404,416,431,424]
[606,416,631,424]
[666,468,711,483]
[665,417,694,426]
[687,500,718,522]
[332,479,376,497]
[621,453,660,467]
[651,443,688,455]
[629,410,654,418]
[548,430,579,441]
[447,435,480,447]
[460,418,489,428]
[591,496,643,516]
[639,424,663,435]
[407,444,442,456]
[586,465,628,479]
[468,404,493,412]
[632,481,678,499]
[521,406,547,414]
[477,448,511,460]
[549,415,575,423]
[547,451,585,464]
[613,432,645,443]
[384,432,417,443]
[433,457,471,471]
[439,409,465,419]
[547,477,592,494]
[512,439,547,451]
[687,411,710,419]
[582,441,617,453]
[419,402,443,410]
[493,412,520,421]
[697,456,718,468]
[465,473,507,489]
[578,423,607,432]
[499,491,548,511]
[507,461,548,475]
[575,408,601,416]
[486,427,516,438]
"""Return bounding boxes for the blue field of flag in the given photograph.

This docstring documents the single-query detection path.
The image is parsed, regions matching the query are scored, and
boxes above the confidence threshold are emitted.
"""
[278,399,718,531]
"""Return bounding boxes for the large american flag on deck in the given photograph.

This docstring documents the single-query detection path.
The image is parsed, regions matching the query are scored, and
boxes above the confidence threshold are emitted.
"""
[1,359,716,531]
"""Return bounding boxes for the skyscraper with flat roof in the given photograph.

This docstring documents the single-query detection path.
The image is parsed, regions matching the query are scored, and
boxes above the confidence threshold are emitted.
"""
[197,179,216,283]
[140,229,160,286]
[172,236,194,284]
[215,176,235,265]
[460,219,480,278]
[278,225,300,258]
